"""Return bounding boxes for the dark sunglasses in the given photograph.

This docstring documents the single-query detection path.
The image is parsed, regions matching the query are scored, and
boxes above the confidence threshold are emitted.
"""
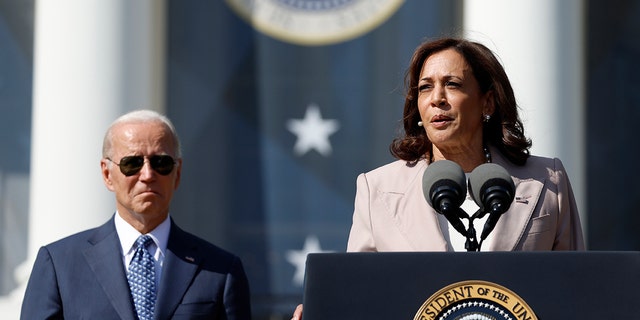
[107,155,176,176]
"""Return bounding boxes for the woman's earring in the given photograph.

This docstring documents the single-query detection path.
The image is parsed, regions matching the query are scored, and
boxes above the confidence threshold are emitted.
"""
[418,121,423,127]
[483,114,491,123]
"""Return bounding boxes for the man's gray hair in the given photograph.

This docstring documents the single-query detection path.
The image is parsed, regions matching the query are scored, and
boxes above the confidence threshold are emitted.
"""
[102,109,182,158]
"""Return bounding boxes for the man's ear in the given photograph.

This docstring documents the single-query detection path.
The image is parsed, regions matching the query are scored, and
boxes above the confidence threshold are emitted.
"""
[173,158,182,190]
[101,159,115,192]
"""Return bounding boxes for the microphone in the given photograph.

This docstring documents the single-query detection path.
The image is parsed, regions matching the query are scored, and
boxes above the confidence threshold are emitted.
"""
[422,160,467,236]
[468,163,515,241]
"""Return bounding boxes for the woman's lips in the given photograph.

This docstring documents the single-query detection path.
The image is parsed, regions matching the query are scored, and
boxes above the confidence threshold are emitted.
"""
[430,115,453,128]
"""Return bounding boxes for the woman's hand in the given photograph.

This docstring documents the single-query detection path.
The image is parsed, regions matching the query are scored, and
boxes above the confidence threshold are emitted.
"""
[291,304,303,320]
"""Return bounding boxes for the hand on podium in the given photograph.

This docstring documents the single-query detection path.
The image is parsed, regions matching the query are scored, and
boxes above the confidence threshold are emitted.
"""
[291,304,303,320]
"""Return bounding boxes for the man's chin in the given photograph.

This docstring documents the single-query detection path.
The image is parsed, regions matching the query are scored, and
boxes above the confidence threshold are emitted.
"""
[131,203,167,217]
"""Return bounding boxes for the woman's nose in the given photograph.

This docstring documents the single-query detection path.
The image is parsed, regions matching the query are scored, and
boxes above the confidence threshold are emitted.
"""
[430,87,447,106]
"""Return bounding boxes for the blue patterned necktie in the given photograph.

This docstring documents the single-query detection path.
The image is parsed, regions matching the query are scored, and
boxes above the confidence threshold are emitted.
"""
[127,235,156,320]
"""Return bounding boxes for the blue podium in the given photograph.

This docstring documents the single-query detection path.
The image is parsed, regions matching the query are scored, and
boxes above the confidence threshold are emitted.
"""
[302,251,640,319]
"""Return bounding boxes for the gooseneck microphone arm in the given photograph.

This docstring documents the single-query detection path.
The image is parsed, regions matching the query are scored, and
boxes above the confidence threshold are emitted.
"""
[422,160,478,252]
[464,209,481,252]
[468,163,516,251]
[429,184,467,237]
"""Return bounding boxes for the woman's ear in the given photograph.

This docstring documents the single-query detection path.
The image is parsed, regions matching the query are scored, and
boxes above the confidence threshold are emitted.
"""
[483,90,496,116]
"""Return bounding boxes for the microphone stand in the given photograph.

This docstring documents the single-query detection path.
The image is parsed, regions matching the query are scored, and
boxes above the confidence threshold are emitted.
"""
[448,208,480,252]
[450,208,503,252]
[468,208,497,251]
[438,201,496,252]
[465,221,479,252]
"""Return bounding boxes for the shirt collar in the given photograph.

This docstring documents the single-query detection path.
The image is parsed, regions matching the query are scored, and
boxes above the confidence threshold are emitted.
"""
[114,212,170,257]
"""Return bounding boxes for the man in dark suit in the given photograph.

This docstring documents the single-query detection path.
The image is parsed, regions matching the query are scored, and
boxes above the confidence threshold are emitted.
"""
[21,110,251,319]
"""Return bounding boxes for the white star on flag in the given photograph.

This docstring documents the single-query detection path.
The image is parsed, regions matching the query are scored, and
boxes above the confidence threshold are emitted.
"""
[286,104,340,156]
[285,235,333,286]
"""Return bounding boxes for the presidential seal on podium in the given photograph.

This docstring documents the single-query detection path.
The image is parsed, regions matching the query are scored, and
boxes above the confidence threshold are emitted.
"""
[414,280,538,320]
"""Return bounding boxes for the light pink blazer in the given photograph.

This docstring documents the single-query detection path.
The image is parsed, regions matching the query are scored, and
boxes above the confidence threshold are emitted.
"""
[347,148,585,252]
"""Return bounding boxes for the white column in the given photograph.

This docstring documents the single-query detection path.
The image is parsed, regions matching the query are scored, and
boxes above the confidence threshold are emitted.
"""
[463,0,586,235]
[0,0,166,317]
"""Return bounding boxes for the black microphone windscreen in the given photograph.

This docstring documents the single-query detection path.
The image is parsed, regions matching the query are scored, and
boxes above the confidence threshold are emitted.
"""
[422,160,466,208]
[468,163,515,209]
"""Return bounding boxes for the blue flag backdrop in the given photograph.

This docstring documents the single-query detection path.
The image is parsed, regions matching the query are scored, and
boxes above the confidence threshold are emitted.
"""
[166,0,459,317]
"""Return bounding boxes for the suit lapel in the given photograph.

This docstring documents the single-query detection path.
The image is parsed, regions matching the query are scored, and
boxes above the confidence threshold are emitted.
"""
[82,218,137,320]
[382,161,449,251]
[488,177,544,250]
[488,152,546,251]
[402,203,449,251]
[155,221,199,319]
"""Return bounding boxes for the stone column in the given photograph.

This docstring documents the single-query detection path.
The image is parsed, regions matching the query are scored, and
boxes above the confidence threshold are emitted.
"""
[463,0,586,233]
[0,0,166,317]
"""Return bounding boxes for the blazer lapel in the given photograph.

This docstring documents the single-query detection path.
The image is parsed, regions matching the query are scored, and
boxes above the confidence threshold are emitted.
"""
[488,152,546,251]
[82,219,137,320]
[383,161,449,251]
[488,177,544,250]
[155,221,199,319]
[402,203,449,251]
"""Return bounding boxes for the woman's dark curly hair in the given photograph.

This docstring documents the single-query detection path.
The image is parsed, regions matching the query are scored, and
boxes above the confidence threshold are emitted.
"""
[390,38,531,166]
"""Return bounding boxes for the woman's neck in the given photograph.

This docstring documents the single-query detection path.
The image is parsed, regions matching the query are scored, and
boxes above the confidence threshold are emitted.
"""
[431,145,491,172]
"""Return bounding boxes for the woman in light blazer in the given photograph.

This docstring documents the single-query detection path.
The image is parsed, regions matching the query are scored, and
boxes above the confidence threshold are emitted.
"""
[347,38,584,252]
[291,37,584,320]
